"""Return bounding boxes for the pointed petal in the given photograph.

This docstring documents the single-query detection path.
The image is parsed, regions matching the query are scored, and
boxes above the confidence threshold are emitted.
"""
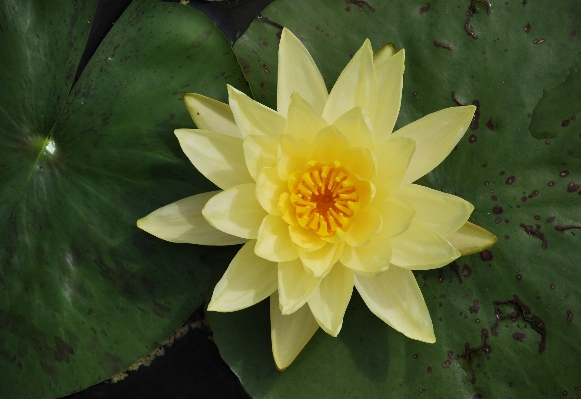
[278,28,328,117]
[207,241,277,312]
[228,85,287,139]
[137,192,246,245]
[395,184,474,237]
[285,92,328,142]
[354,179,376,212]
[202,184,266,239]
[307,263,354,336]
[278,258,321,314]
[323,39,377,124]
[299,242,344,278]
[278,192,299,227]
[446,221,498,256]
[374,137,416,195]
[271,292,319,371]
[256,167,287,215]
[255,215,299,262]
[308,126,351,166]
[373,194,415,238]
[391,106,476,183]
[277,134,311,180]
[175,129,253,190]
[289,225,327,252]
[243,135,278,180]
[184,93,241,138]
[373,42,397,65]
[390,219,460,270]
[372,49,405,140]
[345,206,382,247]
[333,106,375,149]
[339,147,376,181]
[340,230,392,277]
[355,266,436,343]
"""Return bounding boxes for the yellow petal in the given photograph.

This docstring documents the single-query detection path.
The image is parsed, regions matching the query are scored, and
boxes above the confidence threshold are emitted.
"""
[391,105,476,183]
[338,147,376,181]
[175,129,253,190]
[270,292,319,371]
[202,184,266,239]
[285,92,328,143]
[183,93,241,138]
[345,206,382,247]
[243,135,278,181]
[372,195,415,238]
[446,221,498,256]
[277,134,311,181]
[323,39,377,124]
[308,126,351,166]
[372,49,405,140]
[137,192,246,245]
[332,106,375,149]
[355,266,436,343]
[255,215,299,262]
[353,178,376,211]
[307,262,354,336]
[374,137,416,194]
[228,85,287,139]
[390,219,460,270]
[298,242,344,278]
[340,230,391,277]
[395,184,474,237]
[278,192,299,227]
[256,167,287,215]
[207,240,277,312]
[288,225,327,252]
[373,42,397,65]
[278,258,321,314]
[278,28,328,117]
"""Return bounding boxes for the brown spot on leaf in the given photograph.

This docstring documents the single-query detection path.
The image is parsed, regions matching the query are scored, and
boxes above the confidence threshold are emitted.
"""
[54,336,74,363]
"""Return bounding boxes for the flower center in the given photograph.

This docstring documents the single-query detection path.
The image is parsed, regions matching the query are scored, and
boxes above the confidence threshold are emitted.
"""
[289,161,360,236]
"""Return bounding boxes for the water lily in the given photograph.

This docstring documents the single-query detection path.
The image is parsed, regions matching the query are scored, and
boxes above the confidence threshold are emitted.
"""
[137,28,496,370]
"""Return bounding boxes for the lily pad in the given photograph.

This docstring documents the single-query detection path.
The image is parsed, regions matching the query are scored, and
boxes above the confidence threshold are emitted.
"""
[0,1,249,398]
[208,0,581,397]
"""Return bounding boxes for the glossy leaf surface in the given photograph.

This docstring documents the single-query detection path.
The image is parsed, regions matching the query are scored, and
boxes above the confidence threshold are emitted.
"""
[208,1,581,397]
[0,1,249,397]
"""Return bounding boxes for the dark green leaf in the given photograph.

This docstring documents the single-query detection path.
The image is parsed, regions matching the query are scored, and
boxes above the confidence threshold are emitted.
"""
[0,1,249,397]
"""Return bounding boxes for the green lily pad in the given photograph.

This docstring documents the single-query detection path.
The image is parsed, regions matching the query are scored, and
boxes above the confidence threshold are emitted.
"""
[208,0,581,397]
[0,1,249,398]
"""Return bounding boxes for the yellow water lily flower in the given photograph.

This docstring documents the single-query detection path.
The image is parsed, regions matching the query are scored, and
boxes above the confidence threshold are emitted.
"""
[137,28,497,371]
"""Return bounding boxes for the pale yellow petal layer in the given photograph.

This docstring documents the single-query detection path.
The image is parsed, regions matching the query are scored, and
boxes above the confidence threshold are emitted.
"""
[255,215,299,262]
[299,243,344,278]
[373,195,415,238]
[395,184,474,237]
[278,28,328,117]
[391,105,476,183]
[323,39,377,124]
[278,192,299,227]
[332,106,375,149]
[175,129,253,190]
[345,206,382,247]
[202,184,266,239]
[374,137,416,195]
[271,292,319,371]
[278,258,321,314]
[372,49,405,140]
[256,167,287,216]
[228,85,287,139]
[137,192,246,245]
[308,126,351,166]
[184,93,241,138]
[207,240,277,312]
[446,221,497,256]
[243,135,278,181]
[307,262,354,336]
[285,92,328,143]
[373,42,397,66]
[390,219,460,270]
[277,134,311,180]
[289,225,327,252]
[355,266,436,343]
[340,229,392,277]
[338,147,376,181]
